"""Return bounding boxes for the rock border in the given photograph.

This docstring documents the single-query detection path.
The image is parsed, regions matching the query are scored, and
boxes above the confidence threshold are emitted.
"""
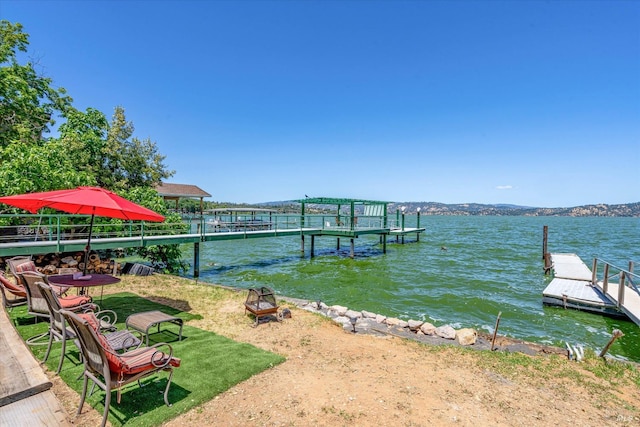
[279,297,566,357]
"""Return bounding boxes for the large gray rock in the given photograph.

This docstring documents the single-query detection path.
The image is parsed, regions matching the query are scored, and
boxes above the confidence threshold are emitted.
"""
[345,309,362,319]
[385,317,403,326]
[456,328,477,346]
[362,310,377,319]
[420,322,436,335]
[375,314,387,323]
[407,320,423,331]
[435,324,456,340]
[330,305,348,316]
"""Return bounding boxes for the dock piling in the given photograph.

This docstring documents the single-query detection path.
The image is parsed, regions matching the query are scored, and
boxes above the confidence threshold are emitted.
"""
[490,311,502,351]
[599,329,625,358]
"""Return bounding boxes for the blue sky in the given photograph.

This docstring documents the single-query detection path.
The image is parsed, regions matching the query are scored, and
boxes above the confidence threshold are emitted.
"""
[2,1,639,207]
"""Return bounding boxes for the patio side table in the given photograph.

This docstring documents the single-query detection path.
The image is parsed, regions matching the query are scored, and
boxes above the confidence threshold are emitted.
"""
[125,310,183,346]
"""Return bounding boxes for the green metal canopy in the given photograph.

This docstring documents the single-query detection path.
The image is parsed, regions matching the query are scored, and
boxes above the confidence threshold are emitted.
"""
[293,197,390,205]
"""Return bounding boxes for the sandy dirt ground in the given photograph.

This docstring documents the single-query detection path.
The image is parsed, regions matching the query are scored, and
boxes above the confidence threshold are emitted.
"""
[46,275,639,427]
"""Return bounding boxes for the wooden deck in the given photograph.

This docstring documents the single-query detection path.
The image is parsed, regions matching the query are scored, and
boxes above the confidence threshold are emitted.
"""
[0,308,69,426]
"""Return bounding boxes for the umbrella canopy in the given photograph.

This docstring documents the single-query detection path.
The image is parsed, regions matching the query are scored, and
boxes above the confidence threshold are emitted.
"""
[0,186,165,275]
[0,186,165,222]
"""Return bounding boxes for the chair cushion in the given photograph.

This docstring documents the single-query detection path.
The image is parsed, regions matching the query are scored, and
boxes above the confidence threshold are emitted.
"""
[0,273,27,297]
[76,312,180,375]
[96,334,181,375]
[77,312,101,332]
[14,261,37,273]
[59,295,92,308]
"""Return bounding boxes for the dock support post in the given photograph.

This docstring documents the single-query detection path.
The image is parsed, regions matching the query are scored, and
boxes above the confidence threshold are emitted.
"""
[310,235,315,258]
[383,235,387,254]
[542,225,548,259]
[599,329,624,358]
[193,242,200,278]
[603,263,610,294]
[491,311,502,351]
[337,238,340,250]
[591,258,598,285]
[300,234,305,255]
[350,238,354,259]
[617,272,626,307]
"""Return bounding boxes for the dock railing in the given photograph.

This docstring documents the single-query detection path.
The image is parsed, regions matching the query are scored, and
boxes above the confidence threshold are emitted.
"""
[592,258,639,307]
[0,212,397,256]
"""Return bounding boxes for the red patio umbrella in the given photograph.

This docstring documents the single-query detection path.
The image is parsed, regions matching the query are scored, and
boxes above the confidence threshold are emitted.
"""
[0,186,165,275]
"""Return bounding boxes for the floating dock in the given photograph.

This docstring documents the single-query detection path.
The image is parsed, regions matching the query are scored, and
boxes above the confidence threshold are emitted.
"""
[542,253,624,318]
[543,252,640,327]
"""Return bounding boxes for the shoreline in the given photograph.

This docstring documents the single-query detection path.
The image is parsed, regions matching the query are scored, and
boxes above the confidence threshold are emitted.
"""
[208,280,569,358]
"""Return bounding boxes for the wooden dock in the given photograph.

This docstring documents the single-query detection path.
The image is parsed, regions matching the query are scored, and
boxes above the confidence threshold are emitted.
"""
[542,253,640,324]
[542,253,623,317]
[0,308,70,426]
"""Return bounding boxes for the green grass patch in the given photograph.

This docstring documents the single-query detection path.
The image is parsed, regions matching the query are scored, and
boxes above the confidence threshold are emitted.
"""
[9,292,285,426]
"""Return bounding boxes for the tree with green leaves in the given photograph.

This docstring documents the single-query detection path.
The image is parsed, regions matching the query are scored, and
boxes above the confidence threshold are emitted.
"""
[0,21,73,147]
[0,20,187,274]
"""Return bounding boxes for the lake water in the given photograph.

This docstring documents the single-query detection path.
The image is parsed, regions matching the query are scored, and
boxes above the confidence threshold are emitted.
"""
[182,216,640,361]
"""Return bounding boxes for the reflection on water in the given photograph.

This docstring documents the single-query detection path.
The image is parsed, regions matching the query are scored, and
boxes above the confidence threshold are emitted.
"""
[183,216,640,361]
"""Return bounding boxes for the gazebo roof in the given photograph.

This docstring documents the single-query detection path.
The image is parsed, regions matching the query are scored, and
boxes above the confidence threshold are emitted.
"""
[155,183,211,199]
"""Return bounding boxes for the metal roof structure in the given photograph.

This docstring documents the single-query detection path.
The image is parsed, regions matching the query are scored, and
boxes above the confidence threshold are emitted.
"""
[293,197,390,205]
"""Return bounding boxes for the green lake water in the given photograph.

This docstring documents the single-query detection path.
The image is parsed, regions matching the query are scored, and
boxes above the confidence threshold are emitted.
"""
[183,216,640,361]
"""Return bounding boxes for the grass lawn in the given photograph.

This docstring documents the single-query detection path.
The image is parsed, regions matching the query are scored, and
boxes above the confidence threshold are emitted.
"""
[9,292,285,427]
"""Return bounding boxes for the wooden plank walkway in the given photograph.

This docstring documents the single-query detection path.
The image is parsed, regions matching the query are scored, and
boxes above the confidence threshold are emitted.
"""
[0,308,70,426]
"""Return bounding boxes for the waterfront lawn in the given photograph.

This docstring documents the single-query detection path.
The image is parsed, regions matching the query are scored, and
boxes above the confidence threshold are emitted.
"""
[10,292,285,427]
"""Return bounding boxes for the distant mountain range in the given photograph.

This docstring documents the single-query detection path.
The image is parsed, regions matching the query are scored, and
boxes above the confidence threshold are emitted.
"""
[256,201,640,217]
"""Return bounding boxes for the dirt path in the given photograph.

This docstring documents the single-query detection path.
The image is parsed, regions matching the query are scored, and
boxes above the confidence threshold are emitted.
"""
[48,275,639,427]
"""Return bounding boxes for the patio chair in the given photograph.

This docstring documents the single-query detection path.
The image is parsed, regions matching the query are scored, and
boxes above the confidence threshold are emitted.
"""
[61,309,180,427]
[0,271,27,310]
[38,282,141,374]
[21,271,94,322]
[7,255,68,296]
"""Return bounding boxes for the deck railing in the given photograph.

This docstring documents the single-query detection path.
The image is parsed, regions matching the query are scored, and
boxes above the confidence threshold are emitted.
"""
[592,258,639,307]
[0,213,400,249]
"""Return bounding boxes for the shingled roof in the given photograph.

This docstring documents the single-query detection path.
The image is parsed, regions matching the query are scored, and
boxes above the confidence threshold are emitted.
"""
[155,183,211,199]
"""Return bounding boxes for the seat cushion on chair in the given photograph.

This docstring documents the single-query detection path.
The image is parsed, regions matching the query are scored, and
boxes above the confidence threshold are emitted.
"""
[59,295,92,308]
[97,335,181,375]
[0,273,27,297]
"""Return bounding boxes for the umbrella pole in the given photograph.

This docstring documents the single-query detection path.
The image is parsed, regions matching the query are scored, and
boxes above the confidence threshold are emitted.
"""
[83,213,95,277]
